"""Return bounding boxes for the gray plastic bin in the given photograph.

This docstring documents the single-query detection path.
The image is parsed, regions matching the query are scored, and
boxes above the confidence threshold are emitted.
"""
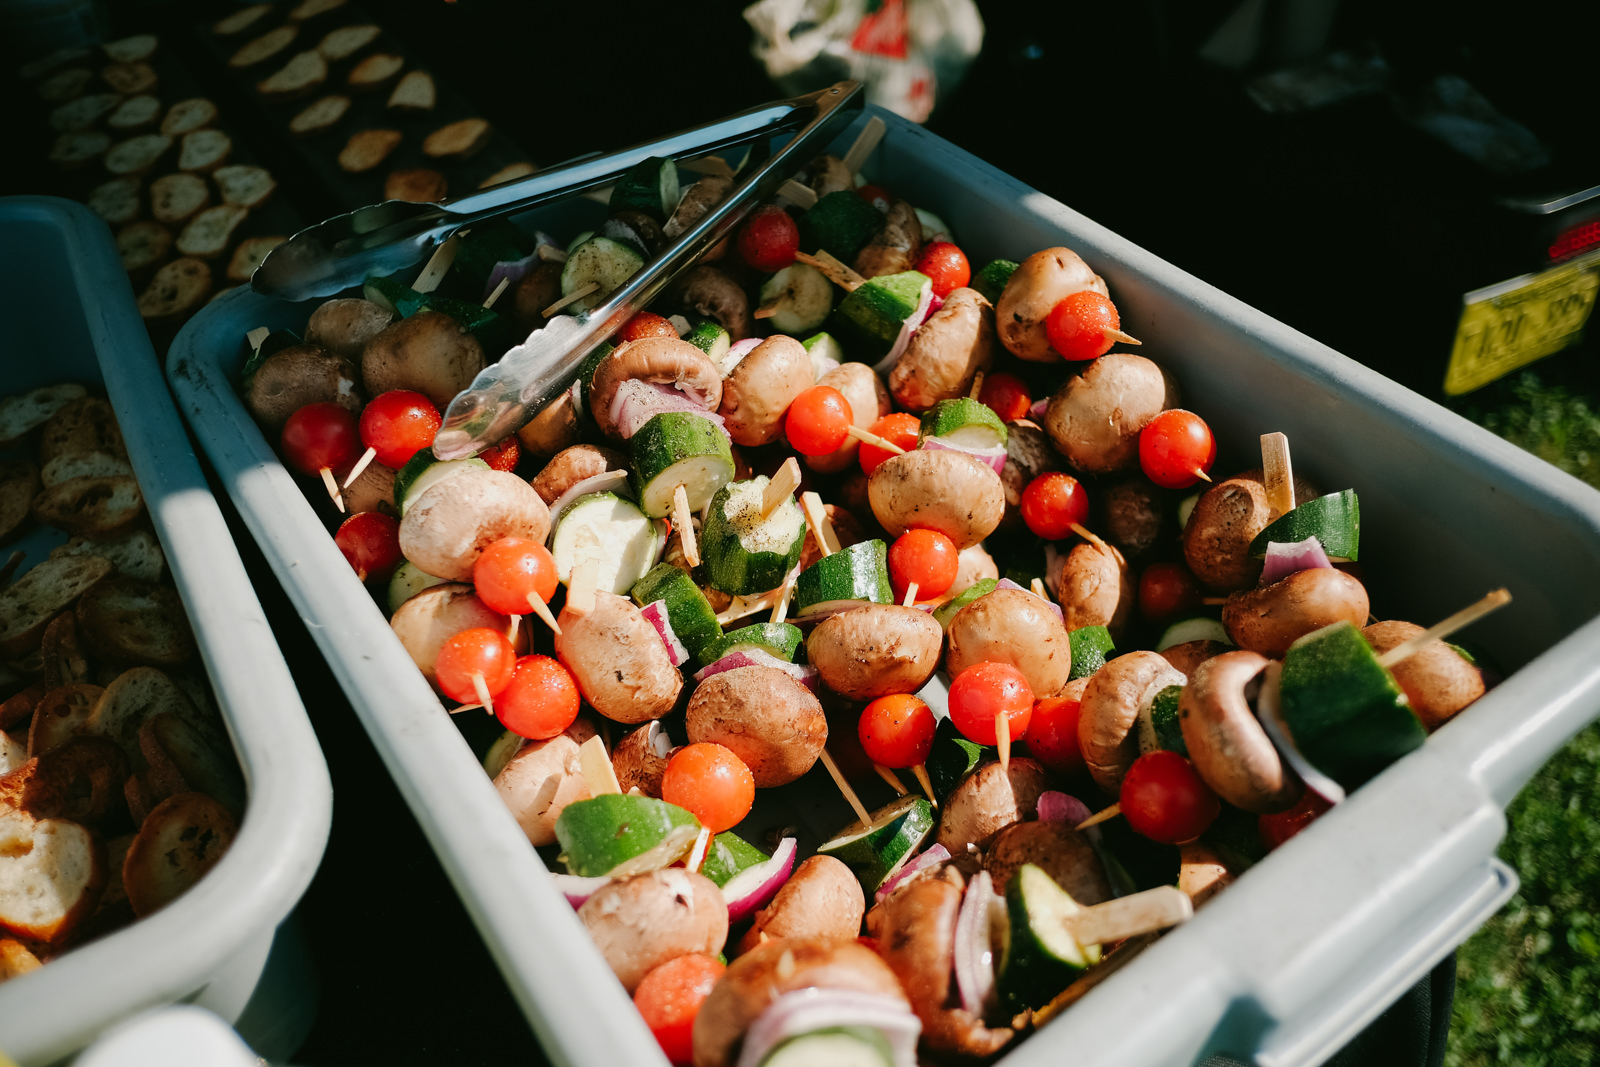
[0,198,333,1066]
[165,111,1600,1067]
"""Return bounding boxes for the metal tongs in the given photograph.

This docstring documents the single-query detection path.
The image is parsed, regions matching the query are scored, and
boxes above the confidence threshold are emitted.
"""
[255,80,865,459]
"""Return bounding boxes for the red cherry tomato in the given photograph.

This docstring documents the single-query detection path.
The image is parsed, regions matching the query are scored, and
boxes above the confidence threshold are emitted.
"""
[948,662,1034,747]
[357,390,441,470]
[737,205,799,272]
[334,511,401,585]
[619,311,679,342]
[634,954,725,1066]
[977,371,1032,423]
[886,529,958,600]
[473,536,560,616]
[1139,410,1217,489]
[281,402,360,477]
[1120,750,1221,844]
[855,184,892,212]
[496,654,580,740]
[478,436,521,473]
[858,412,921,476]
[1137,561,1203,624]
[1024,695,1084,775]
[913,241,971,299]
[433,627,517,706]
[1259,789,1333,849]
[1045,291,1123,361]
[858,694,937,769]
[785,385,854,456]
[1019,472,1089,540]
[662,742,755,833]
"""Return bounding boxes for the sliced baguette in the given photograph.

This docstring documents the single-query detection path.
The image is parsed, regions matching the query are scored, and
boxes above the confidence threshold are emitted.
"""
[37,397,127,466]
[175,204,248,259]
[40,451,133,488]
[212,164,277,208]
[102,34,158,64]
[0,684,45,733]
[318,24,380,61]
[141,712,244,818]
[26,682,103,759]
[177,128,232,172]
[0,556,113,658]
[0,734,25,776]
[116,220,172,274]
[75,575,194,668]
[32,476,145,541]
[41,611,92,690]
[137,258,212,322]
[257,50,328,100]
[227,235,286,282]
[100,63,157,96]
[337,128,400,173]
[0,736,127,826]
[86,177,142,225]
[0,937,41,981]
[107,93,162,132]
[48,92,120,132]
[213,4,272,35]
[149,172,210,224]
[0,462,40,544]
[104,133,173,176]
[383,167,447,203]
[346,52,403,91]
[159,97,217,137]
[229,25,298,69]
[423,118,492,161]
[289,0,348,20]
[123,793,235,919]
[385,68,435,112]
[479,161,537,189]
[288,93,349,135]
[0,385,86,449]
[48,130,109,169]
[37,68,92,104]
[50,530,166,584]
[0,809,105,942]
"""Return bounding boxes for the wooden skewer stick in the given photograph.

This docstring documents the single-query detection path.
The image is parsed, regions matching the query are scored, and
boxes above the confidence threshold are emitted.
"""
[770,560,803,624]
[717,587,784,625]
[997,710,1011,774]
[776,179,818,209]
[412,234,459,294]
[874,764,909,795]
[968,371,986,400]
[1105,328,1142,346]
[578,734,622,795]
[566,557,598,616]
[447,703,481,715]
[912,763,939,807]
[341,446,378,489]
[470,671,496,719]
[1194,468,1213,483]
[1260,432,1295,520]
[818,747,872,827]
[685,825,713,874]
[1070,523,1111,555]
[761,457,802,520]
[542,281,601,318]
[506,613,521,648]
[1076,802,1122,831]
[482,276,511,309]
[673,484,700,568]
[1062,885,1193,947]
[320,467,345,513]
[246,326,270,354]
[901,581,920,607]
[845,424,905,454]
[527,591,561,635]
[1377,588,1512,669]
[668,314,691,336]
[753,292,789,320]
[801,491,840,557]
[841,115,887,177]
[794,250,865,292]
[1030,577,1049,600]
[1201,596,1228,606]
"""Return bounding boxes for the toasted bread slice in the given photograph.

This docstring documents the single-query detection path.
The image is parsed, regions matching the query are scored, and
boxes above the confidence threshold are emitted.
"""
[229,25,298,69]
[149,172,210,224]
[0,684,45,733]
[318,23,380,61]
[48,92,120,132]
[107,93,161,132]
[51,530,165,584]
[123,793,234,918]
[479,161,537,189]
[38,68,92,104]
[423,118,491,161]
[159,97,217,137]
[19,48,90,81]
[288,93,349,135]
[177,128,232,172]
[383,167,447,203]
[289,0,347,20]
[0,736,127,826]
[116,220,171,274]
[87,668,220,768]
[76,575,194,669]
[0,937,41,981]
[257,50,327,100]
[212,164,276,209]
[86,177,141,226]
[0,809,105,942]
[48,130,110,169]
[32,477,145,541]
[227,235,286,283]
[41,612,91,690]
[384,68,435,113]
[213,4,272,36]
[136,258,212,322]
[346,52,403,91]
[104,133,172,176]
[0,462,40,544]
[0,556,113,659]
[175,204,248,260]
[338,128,401,173]
[40,451,133,489]
[0,385,86,449]
[37,397,126,466]
[141,713,244,818]
[0,734,25,776]
[102,34,158,64]
[100,63,157,96]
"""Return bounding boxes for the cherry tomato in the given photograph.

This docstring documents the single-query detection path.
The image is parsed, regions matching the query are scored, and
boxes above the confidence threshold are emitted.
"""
[1019,472,1089,540]
[661,742,755,833]
[334,511,401,585]
[281,401,359,477]
[785,385,854,456]
[913,241,971,299]
[1137,561,1203,624]
[1259,789,1333,849]
[977,371,1032,423]
[478,436,521,473]
[1045,291,1123,361]
[496,654,580,740]
[433,627,516,706]
[858,694,937,768]
[634,954,725,1066]
[473,536,560,616]
[887,529,959,600]
[855,184,892,212]
[357,390,440,470]
[1139,410,1216,489]
[1120,750,1221,844]
[620,311,679,342]
[1024,695,1084,775]
[948,662,1034,747]
[737,205,799,272]
[858,412,921,476]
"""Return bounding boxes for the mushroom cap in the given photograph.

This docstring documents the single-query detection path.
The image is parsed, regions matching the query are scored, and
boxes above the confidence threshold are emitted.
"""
[587,336,723,439]
[1178,650,1301,814]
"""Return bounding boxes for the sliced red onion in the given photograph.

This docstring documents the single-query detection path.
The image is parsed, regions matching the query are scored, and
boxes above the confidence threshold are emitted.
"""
[639,600,690,666]
[694,649,817,691]
[608,380,727,441]
[720,336,762,376]
[722,836,797,924]
[923,292,944,320]
[545,469,632,529]
[1029,397,1050,420]
[921,434,1007,476]
[953,871,1002,1019]
[1037,791,1092,826]
[550,872,611,909]
[875,844,951,903]
[871,279,935,376]
[995,577,1064,621]
[484,252,539,302]
[1260,536,1333,586]
[736,989,921,1067]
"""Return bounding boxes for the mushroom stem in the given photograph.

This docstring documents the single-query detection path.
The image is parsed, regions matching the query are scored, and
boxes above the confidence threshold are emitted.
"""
[845,424,905,454]
[912,763,939,807]
[1377,588,1512,669]
[1061,885,1193,947]
[320,467,345,512]
[542,281,600,318]
[673,483,700,567]
[527,591,561,635]
[341,446,377,489]
[818,748,871,827]
[874,763,909,795]
[761,457,802,520]
[1260,432,1295,519]
[1076,802,1122,831]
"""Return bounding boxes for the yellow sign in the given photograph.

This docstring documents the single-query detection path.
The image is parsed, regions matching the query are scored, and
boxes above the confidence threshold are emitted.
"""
[1444,253,1600,395]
